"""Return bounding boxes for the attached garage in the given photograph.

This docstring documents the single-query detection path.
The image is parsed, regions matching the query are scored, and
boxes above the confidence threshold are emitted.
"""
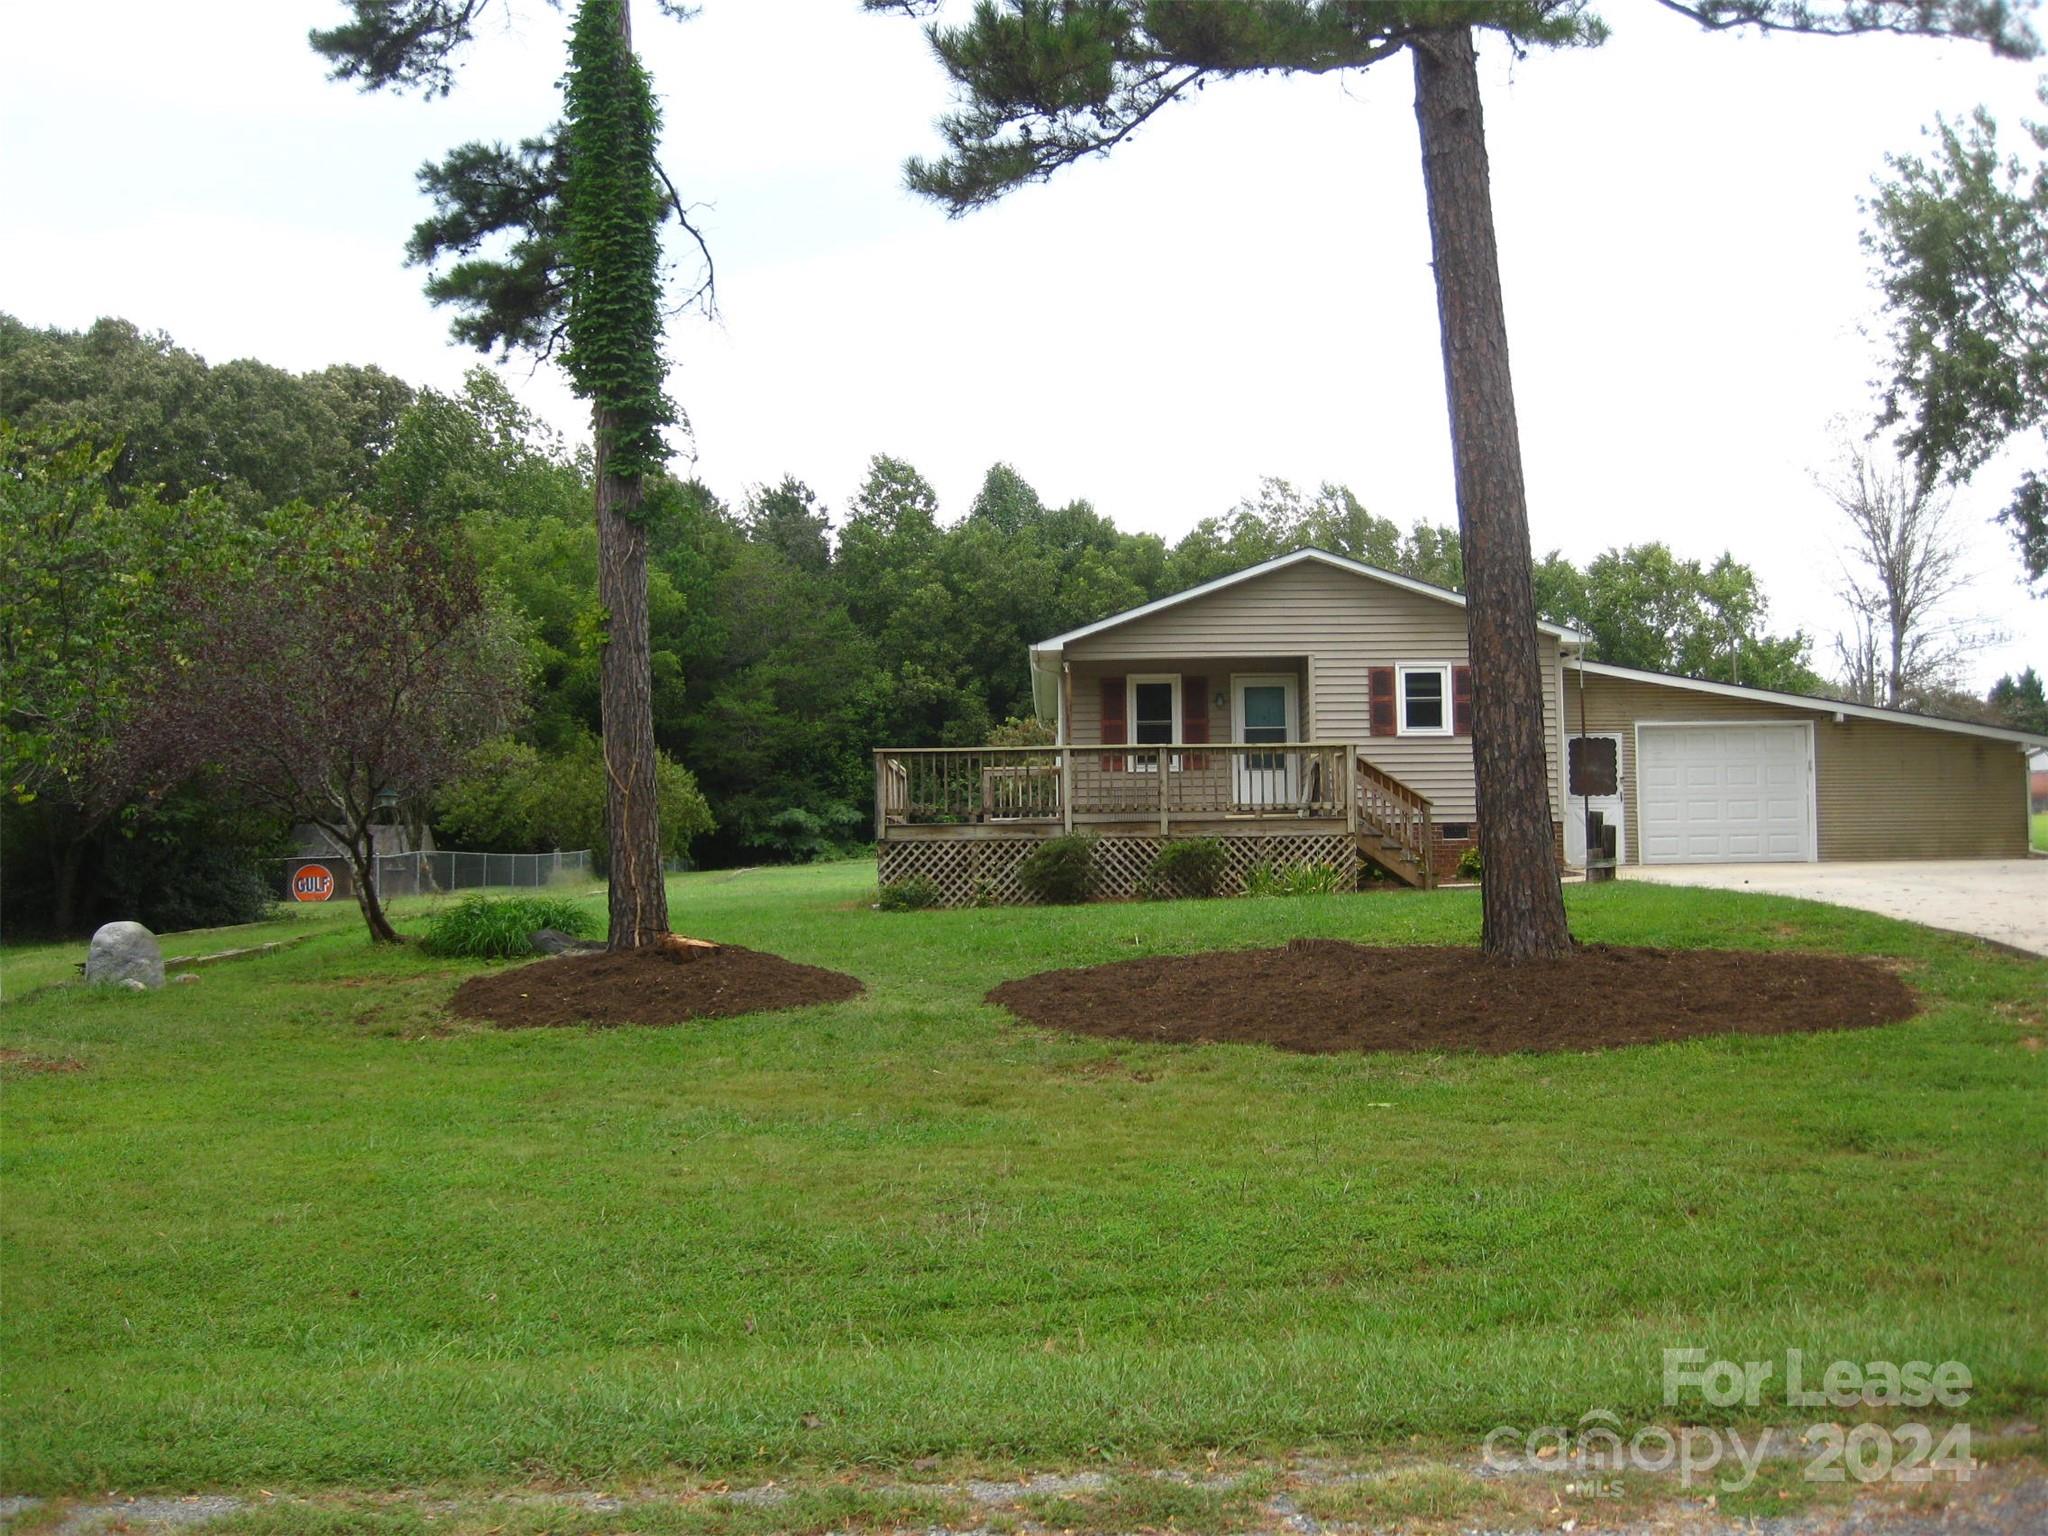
[1564,661,2040,865]
[1637,723,1814,864]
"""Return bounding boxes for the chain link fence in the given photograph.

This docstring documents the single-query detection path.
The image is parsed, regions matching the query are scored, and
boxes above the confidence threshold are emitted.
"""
[271,850,594,904]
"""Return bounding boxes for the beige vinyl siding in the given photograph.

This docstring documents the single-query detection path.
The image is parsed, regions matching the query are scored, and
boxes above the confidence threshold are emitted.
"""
[1068,658,1307,743]
[1061,561,1564,822]
[1569,671,2031,861]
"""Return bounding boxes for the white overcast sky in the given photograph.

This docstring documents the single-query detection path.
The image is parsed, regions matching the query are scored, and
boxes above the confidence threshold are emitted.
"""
[4,0,2044,689]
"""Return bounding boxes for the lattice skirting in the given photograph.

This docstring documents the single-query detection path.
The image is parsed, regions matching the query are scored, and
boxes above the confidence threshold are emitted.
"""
[877,832,1360,908]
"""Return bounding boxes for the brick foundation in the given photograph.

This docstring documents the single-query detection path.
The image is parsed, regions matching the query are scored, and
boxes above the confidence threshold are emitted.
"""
[1428,821,1566,883]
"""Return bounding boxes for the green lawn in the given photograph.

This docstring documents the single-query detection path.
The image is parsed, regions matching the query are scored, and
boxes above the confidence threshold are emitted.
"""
[2,863,2044,1496]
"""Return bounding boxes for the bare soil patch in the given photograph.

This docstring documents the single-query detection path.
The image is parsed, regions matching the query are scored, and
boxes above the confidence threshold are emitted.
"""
[0,1048,87,1074]
[448,943,862,1029]
[988,939,1916,1055]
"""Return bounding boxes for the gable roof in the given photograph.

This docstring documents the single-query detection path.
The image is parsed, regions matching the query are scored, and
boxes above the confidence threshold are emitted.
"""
[1025,546,1584,721]
[1566,658,2048,749]
[1030,546,1586,658]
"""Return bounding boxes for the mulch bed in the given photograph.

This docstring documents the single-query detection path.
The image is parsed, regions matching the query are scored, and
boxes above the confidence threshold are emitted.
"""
[986,938,1917,1055]
[448,944,862,1029]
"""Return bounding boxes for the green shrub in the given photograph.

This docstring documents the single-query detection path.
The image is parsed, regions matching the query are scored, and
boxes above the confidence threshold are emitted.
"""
[1145,838,1230,899]
[986,714,1057,747]
[1244,859,1348,898]
[1455,844,1483,881]
[419,893,600,959]
[877,876,942,912]
[1017,834,1096,904]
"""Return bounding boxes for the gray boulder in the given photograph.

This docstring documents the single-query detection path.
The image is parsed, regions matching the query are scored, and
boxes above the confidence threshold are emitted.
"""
[86,921,164,989]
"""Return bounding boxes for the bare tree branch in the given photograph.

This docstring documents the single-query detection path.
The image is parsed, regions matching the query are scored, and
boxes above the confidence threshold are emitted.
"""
[1650,0,2038,56]
[1822,431,1990,707]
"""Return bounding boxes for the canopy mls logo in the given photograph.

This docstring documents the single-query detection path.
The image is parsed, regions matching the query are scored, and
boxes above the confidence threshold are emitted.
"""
[291,864,336,903]
[1482,1351,1977,1493]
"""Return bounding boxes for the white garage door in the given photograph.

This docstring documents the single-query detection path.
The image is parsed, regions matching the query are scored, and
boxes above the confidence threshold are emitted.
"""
[1639,724,1814,864]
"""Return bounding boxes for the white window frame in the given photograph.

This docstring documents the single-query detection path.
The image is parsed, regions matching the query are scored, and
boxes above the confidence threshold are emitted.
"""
[1396,663,1454,737]
[1125,673,1181,771]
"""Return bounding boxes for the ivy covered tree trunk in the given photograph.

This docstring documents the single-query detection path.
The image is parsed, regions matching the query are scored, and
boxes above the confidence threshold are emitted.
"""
[564,0,677,951]
[594,401,669,948]
[311,0,712,949]
[1412,27,1572,961]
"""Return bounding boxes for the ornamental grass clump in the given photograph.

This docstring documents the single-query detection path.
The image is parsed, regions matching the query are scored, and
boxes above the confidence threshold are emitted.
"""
[419,893,601,959]
[1243,860,1347,898]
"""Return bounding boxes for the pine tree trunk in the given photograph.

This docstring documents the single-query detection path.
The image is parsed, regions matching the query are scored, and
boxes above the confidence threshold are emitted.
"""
[594,403,671,950]
[1412,27,1572,961]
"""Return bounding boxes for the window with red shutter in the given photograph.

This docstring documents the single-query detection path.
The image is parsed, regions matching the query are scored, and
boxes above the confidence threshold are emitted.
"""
[1395,665,1453,735]
[1452,665,1473,735]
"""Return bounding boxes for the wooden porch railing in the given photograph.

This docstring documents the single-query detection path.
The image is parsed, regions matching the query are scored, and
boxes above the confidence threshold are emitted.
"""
[875,744,1441,889]
[873,743,1359,832]
[1355,756,1434,887]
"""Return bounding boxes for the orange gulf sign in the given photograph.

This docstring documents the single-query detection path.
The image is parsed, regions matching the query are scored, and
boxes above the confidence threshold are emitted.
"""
[292,864,336,902]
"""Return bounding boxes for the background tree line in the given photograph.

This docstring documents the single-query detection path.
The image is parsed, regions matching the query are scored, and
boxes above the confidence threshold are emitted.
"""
[3,312,2039,935]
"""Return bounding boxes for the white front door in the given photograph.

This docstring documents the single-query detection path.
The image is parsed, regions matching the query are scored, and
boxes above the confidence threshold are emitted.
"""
[1563,732,1626,865]
[1233,675,1297,808]
[1639,723,1815,863]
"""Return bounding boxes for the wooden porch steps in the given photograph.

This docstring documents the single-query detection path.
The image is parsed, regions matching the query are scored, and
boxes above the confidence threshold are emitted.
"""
[1353,757,1435,889]
[1355,833,1429,888]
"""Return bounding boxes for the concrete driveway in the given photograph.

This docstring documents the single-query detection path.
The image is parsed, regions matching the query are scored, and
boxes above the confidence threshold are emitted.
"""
[1621,859,2048,957]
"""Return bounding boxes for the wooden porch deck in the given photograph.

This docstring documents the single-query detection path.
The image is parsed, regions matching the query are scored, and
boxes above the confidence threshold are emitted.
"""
[874,743,1436,902]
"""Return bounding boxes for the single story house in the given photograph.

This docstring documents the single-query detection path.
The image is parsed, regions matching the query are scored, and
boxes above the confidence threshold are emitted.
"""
[873,548,2045,904]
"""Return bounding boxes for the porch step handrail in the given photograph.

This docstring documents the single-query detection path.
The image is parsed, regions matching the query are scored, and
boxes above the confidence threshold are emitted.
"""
[1354,755,1434,888]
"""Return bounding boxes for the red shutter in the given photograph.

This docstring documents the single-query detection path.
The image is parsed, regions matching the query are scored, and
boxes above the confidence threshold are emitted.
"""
[1182,676,1208,769]
[1453,665,1473,736]
[1100,676,1126,772]
[1369,666,1397,737]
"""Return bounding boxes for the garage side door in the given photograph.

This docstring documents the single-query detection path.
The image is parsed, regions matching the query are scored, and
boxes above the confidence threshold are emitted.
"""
[1639,724,1813,863]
